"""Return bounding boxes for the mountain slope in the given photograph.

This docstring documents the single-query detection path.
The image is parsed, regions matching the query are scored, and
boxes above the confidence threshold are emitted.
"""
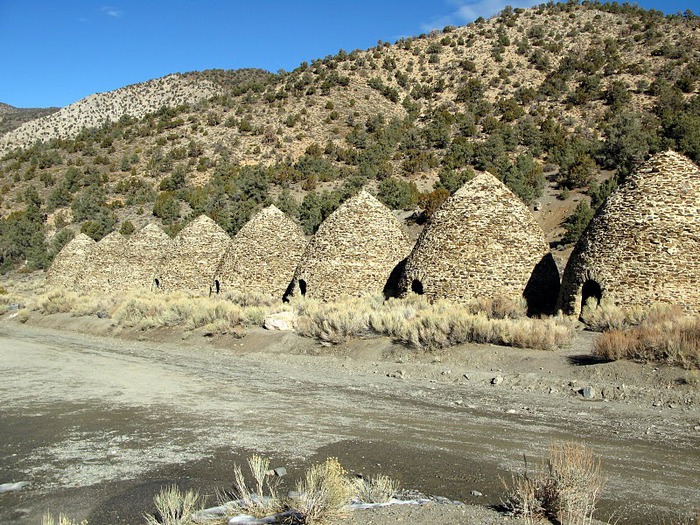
[0,1,698,274]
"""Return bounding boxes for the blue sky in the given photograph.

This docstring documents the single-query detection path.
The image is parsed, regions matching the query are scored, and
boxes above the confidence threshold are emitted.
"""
[0,0,695,108]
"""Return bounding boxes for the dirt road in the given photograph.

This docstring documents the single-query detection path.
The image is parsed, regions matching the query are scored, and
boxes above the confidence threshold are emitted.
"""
[0,320,698,524]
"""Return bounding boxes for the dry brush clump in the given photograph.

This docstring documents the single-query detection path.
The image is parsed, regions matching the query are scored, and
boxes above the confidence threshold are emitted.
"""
[594,311,700,370]
[581,298,680,332]
[223,454,284,519]
[144,485,201,525]
[111,292,276,332]
[42,514,88,525]
[502,442,605,525]
[293,294,574,351]
[294,457,355,524]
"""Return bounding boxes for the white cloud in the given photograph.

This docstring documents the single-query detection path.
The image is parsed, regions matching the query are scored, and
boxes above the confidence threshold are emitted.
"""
[101,6,123,18]
[422,0,541,32]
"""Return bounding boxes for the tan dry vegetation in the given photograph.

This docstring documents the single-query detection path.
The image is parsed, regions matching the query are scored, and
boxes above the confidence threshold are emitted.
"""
[502,442,605,525]
[293,294,575,351]
[594,310,700,369]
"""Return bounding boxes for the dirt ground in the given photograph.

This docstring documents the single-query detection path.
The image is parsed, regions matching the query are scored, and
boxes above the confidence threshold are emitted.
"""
[0,312,699,525]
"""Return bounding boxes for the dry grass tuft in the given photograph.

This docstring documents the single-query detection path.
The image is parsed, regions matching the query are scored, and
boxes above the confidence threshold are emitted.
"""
[502,442,605,525]
[594,312,700,370]
[224,455,283,518]
[42,514,88,525]
[295,457,354,524]
[144,485,201,525]
[352,474,399,504]
[294,294,574,351]
[582,298,681,332]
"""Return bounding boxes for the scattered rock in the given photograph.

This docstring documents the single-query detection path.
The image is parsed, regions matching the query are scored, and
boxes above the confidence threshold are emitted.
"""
[266,467,287,477]
[470,490,483,497]
[263,311,296,331]
[581,386,596,399]
[491,376,504,385]
[0,481,30,493]
[96,311,109,319]
[463,374,470,380]
[388,370,406,379]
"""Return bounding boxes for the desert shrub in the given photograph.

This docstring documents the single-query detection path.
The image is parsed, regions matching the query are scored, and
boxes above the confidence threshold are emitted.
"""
[35,289,80,314]
[42,514,87,525]
[352,474,399,504]
[502,442,605,525]
[594,312,700,369]
[293,295,574,351]
[295,458,353,524]
[562,201,594,245]
[581,298,677,331]
[224,455,283,518]
[144,485,200,525]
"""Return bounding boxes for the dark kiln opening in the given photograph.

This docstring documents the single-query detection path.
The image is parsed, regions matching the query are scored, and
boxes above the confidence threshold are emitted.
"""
[411,279,424,295]
[299,279,307,297]
[580,279,603,314]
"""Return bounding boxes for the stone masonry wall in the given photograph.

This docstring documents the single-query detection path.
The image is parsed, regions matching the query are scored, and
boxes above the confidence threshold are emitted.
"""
[159,215,231,294]
[559,151,700,316]
[76,231,127,293]
[215,205,308,299]
[111,223,173,291]
[288,190,412,302]
[398,172,559,313]
[45,233,96,289]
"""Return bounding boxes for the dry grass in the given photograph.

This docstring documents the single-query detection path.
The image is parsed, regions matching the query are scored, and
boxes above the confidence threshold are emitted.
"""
[144,485,201,525]
[594,312,700,370]
[502,442,605,525]
[581,298,680,331]
[294,294,574,351]
[112,292,271,332]
[352,474,399,504]
[223,455,284,518]
[295,457,354,524]
[42,514,88,525]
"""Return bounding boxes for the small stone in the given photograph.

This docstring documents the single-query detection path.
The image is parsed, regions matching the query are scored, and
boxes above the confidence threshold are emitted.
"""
[442,369,451,375]
[581,386,596,399]
[266,467,286,477]
[549,387,557,394]
[96,311,109,319]
[491,376,504,385]
[454,400,463,405]
[470,490,483,497]
[506,409,517,414]
[463,374,470,380]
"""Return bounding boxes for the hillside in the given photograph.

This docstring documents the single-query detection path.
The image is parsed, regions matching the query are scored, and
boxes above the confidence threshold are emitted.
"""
[0,103,59,137]
[0,1,698,274]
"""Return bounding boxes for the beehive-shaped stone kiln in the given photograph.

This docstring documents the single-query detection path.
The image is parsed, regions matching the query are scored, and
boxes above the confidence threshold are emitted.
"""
[159,215,231,293]
[110,223,173,291]
[286,190,412,302]
[77,231,127,293]
[398,172,559,313]
[46,233,96,289]
[559,150,700,316]
[214,205,307,298]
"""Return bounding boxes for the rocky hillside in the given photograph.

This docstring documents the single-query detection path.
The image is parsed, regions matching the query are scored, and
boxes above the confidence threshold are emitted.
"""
[0,74,222,152]
[0,1,698,274]
[0,103,59,137]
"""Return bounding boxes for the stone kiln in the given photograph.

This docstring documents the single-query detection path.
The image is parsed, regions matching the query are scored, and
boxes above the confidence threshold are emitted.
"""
[77,231,127,293]
[286,190,412,302]
[398,172,559,314]
[112,223,173,291]
[559,150,700,316]
[159,215,231,294]
[46,233,96,289]
[214,205,307,299]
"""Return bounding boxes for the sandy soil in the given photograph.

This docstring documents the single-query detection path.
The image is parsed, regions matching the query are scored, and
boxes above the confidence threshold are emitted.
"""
[0,313,698,525]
